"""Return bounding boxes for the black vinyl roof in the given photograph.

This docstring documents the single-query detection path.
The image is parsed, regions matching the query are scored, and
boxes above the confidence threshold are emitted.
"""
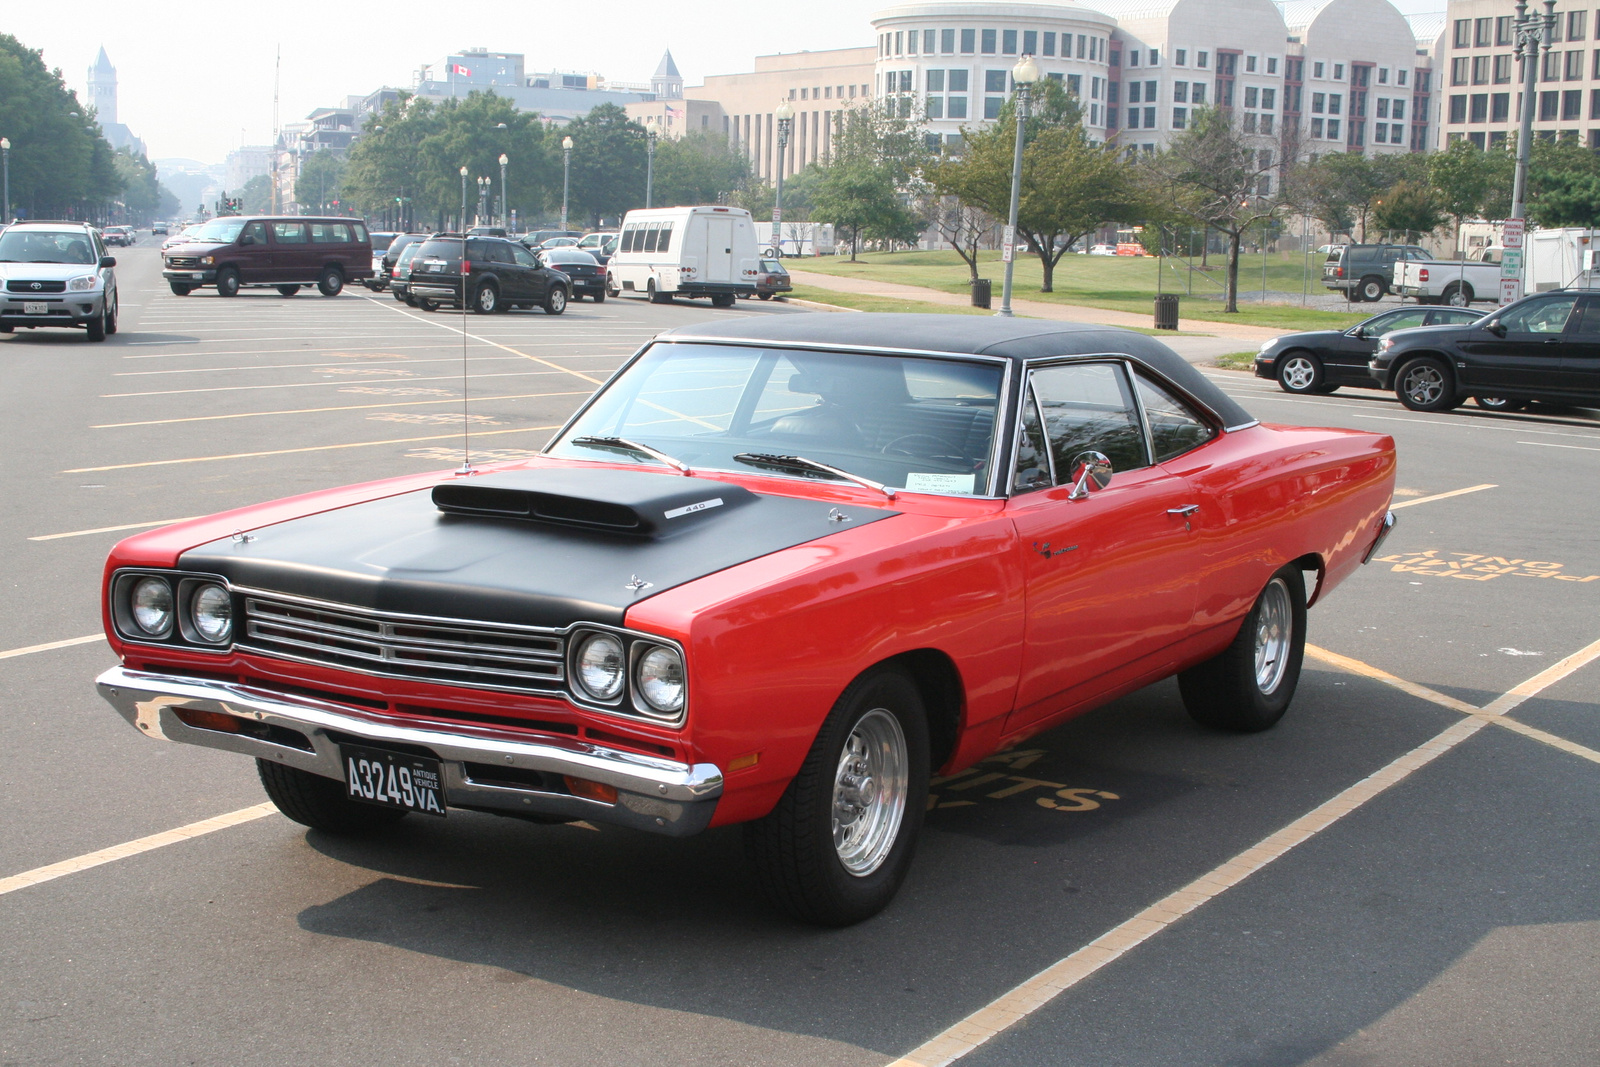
[659,313,1256,429]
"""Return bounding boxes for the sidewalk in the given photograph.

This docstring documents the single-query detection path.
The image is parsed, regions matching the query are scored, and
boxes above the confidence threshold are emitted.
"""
[787,268,1281,363]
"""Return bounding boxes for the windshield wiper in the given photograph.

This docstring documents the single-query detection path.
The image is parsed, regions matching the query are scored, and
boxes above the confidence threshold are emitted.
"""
[734,453,895,500]
[570,436,692,475]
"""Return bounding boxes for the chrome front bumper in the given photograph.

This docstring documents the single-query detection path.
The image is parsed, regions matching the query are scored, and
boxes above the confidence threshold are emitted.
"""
[1362,509,1398,564]
[96,666,722,836]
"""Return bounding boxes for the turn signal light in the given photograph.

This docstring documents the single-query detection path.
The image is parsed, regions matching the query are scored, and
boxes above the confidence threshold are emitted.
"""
[1419,268,1429,281]
[175,708,244,734]
[563,775,618,804]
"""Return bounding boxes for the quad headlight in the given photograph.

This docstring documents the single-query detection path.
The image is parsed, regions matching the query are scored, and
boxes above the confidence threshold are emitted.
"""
[635,645,685,714]
[130,577,174,636]
[567,628,687,723]
[574,632,627,701]
[189,582,233,644]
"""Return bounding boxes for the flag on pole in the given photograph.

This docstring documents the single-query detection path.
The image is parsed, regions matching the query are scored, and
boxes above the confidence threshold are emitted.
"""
[451,64,473,76]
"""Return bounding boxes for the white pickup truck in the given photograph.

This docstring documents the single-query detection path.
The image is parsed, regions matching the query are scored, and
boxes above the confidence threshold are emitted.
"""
[1392,247,1504,305]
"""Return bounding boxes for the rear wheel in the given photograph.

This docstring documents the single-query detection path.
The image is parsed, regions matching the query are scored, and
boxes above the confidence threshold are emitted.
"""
[543,285,568,315]
[1275,351,1324,394]
[256,759,408,834]
[744,667,929,926]
[1475,396,1527,412]
[758,292,773,300]
[1443,282,1474,307]
[592,289,606,303]
[606,274,620,298]
[1358,276,1386,302]
[1396,356,1461,412]
[473,281,499,313]
[1179,567,1306,732]
[417,297,438,312]
[216,268,240,298]
[277,284,301,297]
[169,283,192,296]
[317,267,344,297]
[648,279,671,304]
[712,293,737,308]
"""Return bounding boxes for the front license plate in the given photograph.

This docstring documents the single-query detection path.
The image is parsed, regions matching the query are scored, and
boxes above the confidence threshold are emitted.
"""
[340,744,447,816]
[23,302,47,314]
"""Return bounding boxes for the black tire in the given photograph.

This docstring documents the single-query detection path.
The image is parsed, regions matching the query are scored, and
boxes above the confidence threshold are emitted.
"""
[1179,566,1307,733]
[417,297,438,312]
[277,284,301,297]
[758,292,774,300]
[85,306,107,342]
[169,282,192,296]
[317,267,344,297]
[104,290,118,335]
[216,268,240,298]
[473,281,499,313]
[648,279,671,304]
[606,274,620,298]
[1358,276,1386,302]
[1442,282,1474,307]
[1275,350,1324,394]
[744,667,930,926]
[592,289,606,303]
[404,295,417,307]
[543,285,567,315]
[1475,396,1527,412]
[712,293,737,308]
[393,288,407,302]
[256,759,408,834]
[1395,356,1462,412]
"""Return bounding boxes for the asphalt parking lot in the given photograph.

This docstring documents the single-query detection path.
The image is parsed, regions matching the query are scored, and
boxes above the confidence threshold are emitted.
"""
[3,246,1597,1067]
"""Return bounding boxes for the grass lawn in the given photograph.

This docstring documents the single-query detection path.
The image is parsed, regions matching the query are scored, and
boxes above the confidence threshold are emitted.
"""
[785,285,1209,336]
[797,249,1368,333]
[1214,351,1260,371]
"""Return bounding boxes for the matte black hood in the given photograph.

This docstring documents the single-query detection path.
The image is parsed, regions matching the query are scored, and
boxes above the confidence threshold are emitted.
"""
[178,468,899,629]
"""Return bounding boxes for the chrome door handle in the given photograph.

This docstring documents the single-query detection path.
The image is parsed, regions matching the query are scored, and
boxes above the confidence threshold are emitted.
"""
[1167,505,1200,516]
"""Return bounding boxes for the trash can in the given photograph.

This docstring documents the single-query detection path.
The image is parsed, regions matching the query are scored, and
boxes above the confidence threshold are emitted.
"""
[1154,293,1179,330]
[971,278,992,309]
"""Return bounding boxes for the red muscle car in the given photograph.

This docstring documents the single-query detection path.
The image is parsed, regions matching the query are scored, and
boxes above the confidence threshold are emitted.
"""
[95,315,1397,925]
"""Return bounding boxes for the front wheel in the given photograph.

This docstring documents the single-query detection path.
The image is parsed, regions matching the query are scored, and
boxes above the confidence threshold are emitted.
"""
[277,285,301,297]
[648,279,671,304]
[85,306,107,342]
[216,268,240,298]
[169,283,192,296]
[473,282,499,313]
[317,268,344,297]
[543,285,567,315]
[1396,356,1461,412]
[606,274,620,298]
[1179,566,1307,732]
[1475,396,1527,412]
[1358,276,1386,302]
[256,759,408,834]
[744,667,930,926]
[1275,351,1324,394]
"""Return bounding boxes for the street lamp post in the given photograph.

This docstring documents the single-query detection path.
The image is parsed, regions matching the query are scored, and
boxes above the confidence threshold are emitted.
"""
[1509,0,1557,303]
[1,138,10,224]
[998,55,1041,318]
[498,153,509,231]
[459,165,468,231]
[645,130,657,209]
[476,175,489,226]
[561,136,573,230]
[773,100,794,256]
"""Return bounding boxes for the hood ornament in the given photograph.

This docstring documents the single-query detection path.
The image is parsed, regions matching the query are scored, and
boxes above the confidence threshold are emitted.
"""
[31,282,43,290]
[827,508,851,523]
[231,529,255,544]
[625,574,653,593]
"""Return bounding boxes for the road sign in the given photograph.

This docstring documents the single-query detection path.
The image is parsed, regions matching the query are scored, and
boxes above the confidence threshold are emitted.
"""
[1500,277,1521,305]
[1500,249,1522,277]
[1503,218,1525,249]
[1002,224,1015,263]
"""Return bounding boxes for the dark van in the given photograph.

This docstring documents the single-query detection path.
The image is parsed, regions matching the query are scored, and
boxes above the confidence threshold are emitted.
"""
[162,216,374,297]
[1322,243,1430,302]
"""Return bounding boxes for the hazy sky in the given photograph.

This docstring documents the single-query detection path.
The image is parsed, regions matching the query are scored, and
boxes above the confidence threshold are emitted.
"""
[8,0,1447,166]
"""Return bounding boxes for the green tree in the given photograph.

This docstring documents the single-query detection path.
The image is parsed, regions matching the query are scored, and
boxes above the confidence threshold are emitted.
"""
[1372,180,1444,238]
[934,81,1140,292]
[561,103,646,227]
[651,131,750,207]
[1526,138,1600,226]
[810,159,919,259]
[1141,107,1289,313]
[296,150,347,214]
[1427,138,1504,256]
[0,33,124,220]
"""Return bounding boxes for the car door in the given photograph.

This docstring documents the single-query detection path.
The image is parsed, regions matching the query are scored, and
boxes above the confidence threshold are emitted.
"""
[1331,308,1430,380]
[1560,294,1600,401]
[1457,293,1578,397]
[509,243,541,302]
[236,221,269,283]
[1004,360,1200,732]
[269,221,309,282]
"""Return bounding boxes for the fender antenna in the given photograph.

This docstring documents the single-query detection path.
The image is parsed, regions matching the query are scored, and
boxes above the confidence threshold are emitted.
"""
[457,226,473,475]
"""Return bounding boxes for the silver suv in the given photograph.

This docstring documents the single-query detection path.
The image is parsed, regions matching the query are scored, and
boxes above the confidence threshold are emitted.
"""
[0,221,119,341]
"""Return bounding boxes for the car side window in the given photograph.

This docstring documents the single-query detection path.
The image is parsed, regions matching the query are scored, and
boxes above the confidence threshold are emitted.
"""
[1568,295,1600,336]
[241,222,267,246]
[1027,362,1149,479]
[272,222,307,245]
[1012,386,1053,492]
[658,223,673,252]
[512,245,539,268]
[1134,372,1216,463]
[642,223,660,253]
[1371,309,1428,336]
[1499,295,1578,335]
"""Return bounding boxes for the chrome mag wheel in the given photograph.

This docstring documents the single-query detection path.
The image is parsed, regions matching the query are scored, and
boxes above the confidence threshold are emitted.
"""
[1254,577,1293,695]
[1279,355,1318,392]
[832,708,908,877]
[1401,362,1445,407]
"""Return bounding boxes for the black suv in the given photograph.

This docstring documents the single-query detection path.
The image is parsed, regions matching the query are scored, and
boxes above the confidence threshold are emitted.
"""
[407,234,570,315]
[1369,289,1600,412]
[1323,243,1430,302]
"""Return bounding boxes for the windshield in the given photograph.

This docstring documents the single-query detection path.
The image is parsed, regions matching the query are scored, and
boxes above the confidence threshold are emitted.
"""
[0,229,97,264]
[548,343,1005,496]
[191,219,247,243]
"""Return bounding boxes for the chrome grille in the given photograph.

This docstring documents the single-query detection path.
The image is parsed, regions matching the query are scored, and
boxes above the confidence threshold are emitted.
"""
[166,256,200,268]
[7,279,67,293]
[240,594,564,692]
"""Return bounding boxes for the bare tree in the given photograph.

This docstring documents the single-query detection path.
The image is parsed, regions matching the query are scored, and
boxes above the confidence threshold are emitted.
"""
[1140,107,1289,312]
[917,193,995,281]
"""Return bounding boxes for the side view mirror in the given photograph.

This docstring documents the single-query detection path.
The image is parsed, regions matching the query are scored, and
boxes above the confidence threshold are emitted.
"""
[1067,451,1113,501]
[240,234,256,246]
[99,255,116,268]
[1353,326,1368,339]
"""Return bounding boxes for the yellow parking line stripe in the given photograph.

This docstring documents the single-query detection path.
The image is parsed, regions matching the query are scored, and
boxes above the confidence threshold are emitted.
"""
[1305,645,1479,715]
[884,716,1490,1067]
[0,804,277,897]
[91,392,590,429]
[63,424,560,472]
[30,518,200,541]
[1390,484,1497,509]
[1479,635,1600,717]
[0,634,103,660]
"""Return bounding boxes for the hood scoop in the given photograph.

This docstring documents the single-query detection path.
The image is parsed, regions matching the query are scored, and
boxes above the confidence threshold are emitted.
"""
[432,468,755,538]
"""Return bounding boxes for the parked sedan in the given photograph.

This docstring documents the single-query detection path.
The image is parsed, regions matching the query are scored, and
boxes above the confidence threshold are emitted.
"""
[409,234,569,314]
[1370,288,1600,412]
[539,247,605,301]
[1256,305,1486,394]
[92,314,1395,926]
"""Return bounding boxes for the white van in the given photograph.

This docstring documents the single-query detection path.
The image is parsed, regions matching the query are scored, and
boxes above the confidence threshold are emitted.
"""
[606,205,758,307]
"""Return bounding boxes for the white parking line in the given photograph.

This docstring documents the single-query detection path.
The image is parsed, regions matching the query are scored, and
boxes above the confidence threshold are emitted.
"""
[92,392,588,429]
[29,518,199,541]
[1390,483,1497,509]
[1518,440,1600,452]
[101,368,570,398]
[0,634,103,660]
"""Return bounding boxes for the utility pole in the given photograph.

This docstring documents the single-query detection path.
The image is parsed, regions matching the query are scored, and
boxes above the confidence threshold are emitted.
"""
[270,47,281,214]
[1508,0,1556,305]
